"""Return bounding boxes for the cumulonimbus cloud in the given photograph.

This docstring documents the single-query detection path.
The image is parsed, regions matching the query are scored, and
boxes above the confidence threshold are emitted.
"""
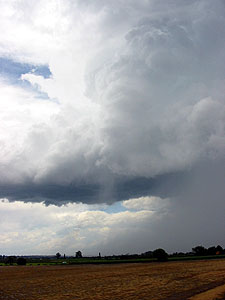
[0,0,224,205]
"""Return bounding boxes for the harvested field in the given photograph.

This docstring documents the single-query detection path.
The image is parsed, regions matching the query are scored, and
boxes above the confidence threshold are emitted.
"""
[0,259,225,300]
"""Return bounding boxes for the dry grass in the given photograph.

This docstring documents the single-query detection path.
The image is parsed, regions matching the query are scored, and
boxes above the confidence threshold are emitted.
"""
[0,259,225,300]
[189,284,225,300]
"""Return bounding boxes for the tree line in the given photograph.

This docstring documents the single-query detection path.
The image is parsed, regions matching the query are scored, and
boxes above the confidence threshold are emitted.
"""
[1,244,224,265]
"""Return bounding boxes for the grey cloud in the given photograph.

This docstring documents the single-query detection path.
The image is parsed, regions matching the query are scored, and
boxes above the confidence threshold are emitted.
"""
[0,159,224,255]
[0,168,196,205]
[89,159,225,254]
[84,1,225,181]
[0,0,225,207]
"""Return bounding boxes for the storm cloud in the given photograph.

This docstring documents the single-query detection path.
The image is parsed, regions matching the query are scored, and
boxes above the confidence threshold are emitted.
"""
[0,0,224,254]
[0,0,225,204]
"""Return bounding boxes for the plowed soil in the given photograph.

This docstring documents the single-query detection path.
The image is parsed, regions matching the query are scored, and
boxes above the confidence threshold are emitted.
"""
[0,259,225,300]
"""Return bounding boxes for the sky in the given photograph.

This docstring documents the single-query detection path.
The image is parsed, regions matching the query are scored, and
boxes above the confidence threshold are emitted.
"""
[0,0,225,256]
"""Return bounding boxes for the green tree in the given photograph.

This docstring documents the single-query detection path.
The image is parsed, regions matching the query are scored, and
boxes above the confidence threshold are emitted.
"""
[192,246,207,256]
[207,246,216,255]
[5,256,15,265]
[17,257,27,265]
[75,251,82,258]
[153,248,168,261]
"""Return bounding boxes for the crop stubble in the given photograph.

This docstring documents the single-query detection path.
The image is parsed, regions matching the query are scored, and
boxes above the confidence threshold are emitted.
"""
[0,259,225,300]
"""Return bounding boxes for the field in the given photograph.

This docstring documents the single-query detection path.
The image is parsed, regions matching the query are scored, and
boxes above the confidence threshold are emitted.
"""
[0,259,225,300]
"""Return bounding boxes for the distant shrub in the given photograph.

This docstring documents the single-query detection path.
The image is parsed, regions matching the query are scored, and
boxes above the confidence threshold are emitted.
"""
[141,251,153,258]
[153,248,168,262]
[5,256,15,265]
[75,251,82,258]
[17,257,27,265]
[192,246,207,256]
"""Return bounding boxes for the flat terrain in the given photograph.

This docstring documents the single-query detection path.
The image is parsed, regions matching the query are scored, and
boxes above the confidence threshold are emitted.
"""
[0,259,225,300]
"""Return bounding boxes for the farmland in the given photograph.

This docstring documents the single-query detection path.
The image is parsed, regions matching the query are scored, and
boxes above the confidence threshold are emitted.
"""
[0,259,225,300]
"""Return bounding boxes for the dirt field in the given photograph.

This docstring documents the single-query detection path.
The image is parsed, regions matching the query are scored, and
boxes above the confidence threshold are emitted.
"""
[0,259,225,300]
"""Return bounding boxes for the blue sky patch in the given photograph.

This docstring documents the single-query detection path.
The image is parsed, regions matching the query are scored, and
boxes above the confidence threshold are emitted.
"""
[0,56,51,83]
[0,56,52,100]
[104,201,126,214]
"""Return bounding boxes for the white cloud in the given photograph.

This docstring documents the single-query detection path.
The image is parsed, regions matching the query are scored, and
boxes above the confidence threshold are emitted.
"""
[0,78,59,184]
[0,199,157,255]
[123,196,169,211]
[0,0,224,191]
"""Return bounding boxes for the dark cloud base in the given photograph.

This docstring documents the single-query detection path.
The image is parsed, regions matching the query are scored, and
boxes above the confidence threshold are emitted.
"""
[0,170,188,205]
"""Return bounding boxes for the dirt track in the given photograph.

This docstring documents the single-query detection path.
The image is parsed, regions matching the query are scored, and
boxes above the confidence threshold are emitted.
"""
[0,259,225,300]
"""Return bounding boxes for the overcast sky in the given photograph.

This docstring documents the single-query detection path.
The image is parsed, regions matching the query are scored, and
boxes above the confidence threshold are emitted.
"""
[0,0,224,256]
